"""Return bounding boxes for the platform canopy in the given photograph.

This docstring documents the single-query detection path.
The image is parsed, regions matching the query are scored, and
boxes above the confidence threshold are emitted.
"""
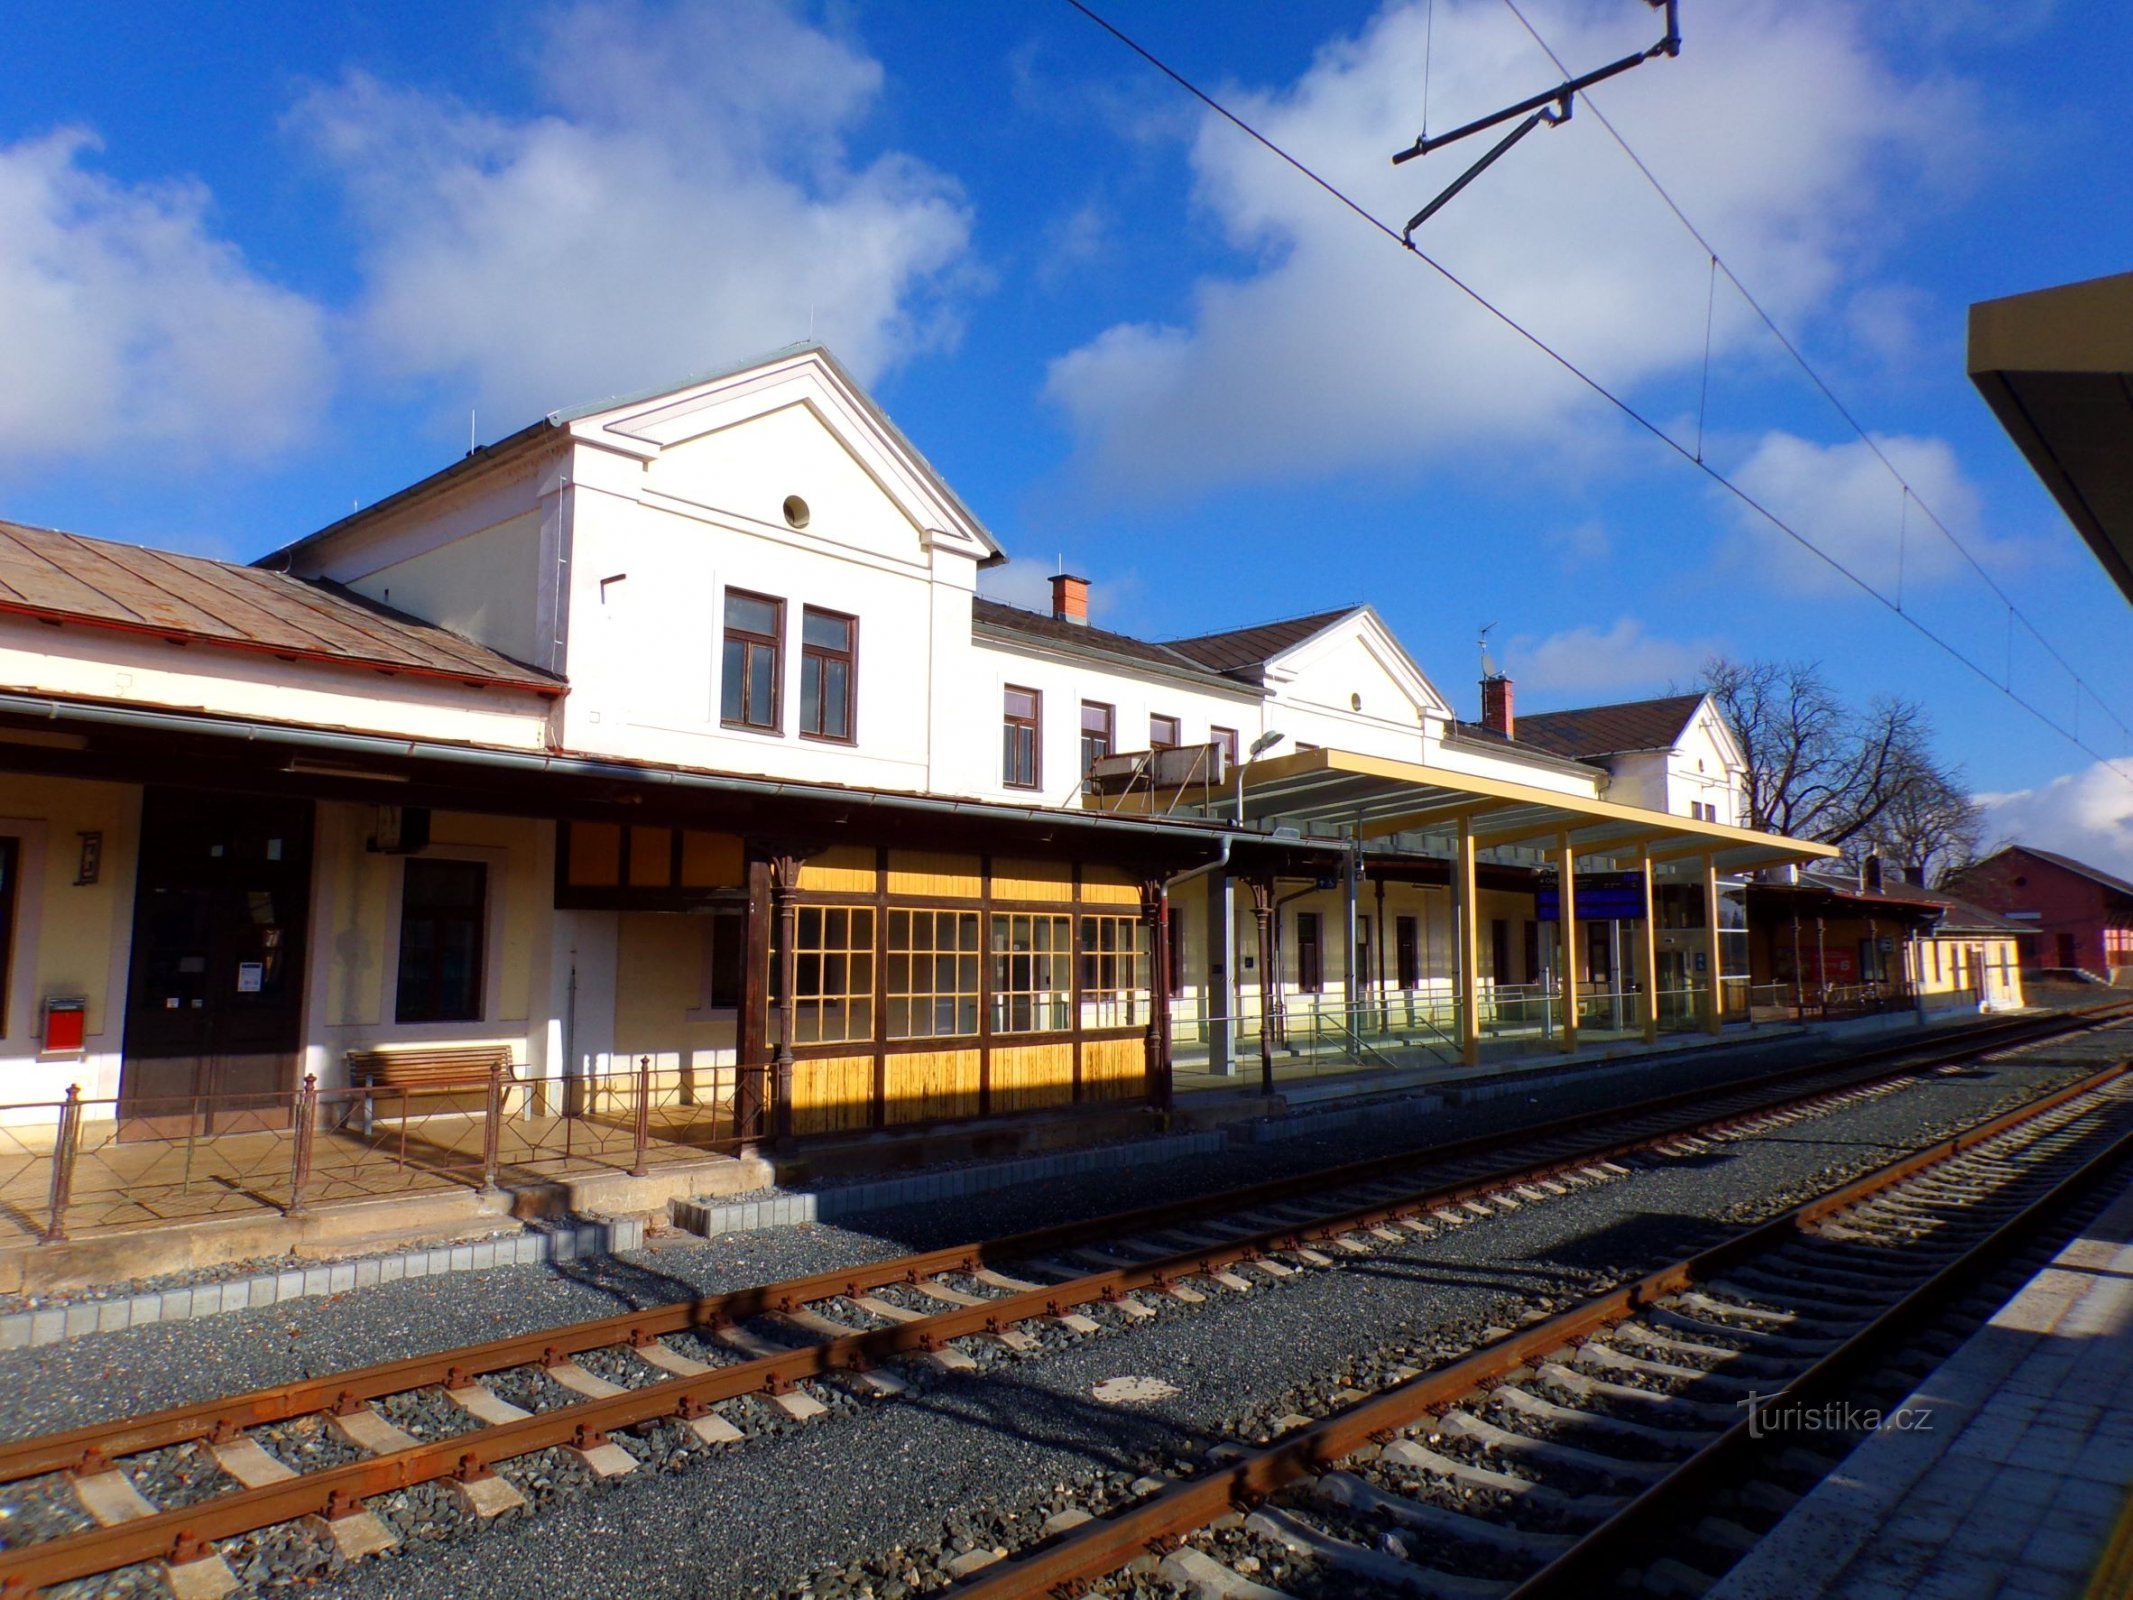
[1969,271,2133,606]
[1224,747,1837,873]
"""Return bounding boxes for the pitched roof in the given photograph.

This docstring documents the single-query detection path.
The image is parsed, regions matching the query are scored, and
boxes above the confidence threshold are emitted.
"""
[1978,844,2133,903]
[0,520,558,691]
[1161,607,1359,677]
[1512,694,1708,760]
[973,598,1365,691]
[971,597,1244,688]
[262,343,1003,568]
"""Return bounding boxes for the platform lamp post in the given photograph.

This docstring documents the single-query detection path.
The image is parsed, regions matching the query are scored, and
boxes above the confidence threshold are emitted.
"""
[1234,730,1287,824]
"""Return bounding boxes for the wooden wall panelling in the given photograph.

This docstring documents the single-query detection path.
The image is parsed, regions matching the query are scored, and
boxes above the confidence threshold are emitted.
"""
[887,850,983,899]
[886,1048,983,1124]
[791,1054,875,1135]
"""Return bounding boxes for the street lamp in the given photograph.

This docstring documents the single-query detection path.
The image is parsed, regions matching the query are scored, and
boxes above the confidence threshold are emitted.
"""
[1237,730,1286,824]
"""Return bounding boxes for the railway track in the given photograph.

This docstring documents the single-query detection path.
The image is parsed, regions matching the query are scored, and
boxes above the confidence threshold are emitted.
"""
[949,1058,2133,1600]
[0,1005,2123,1600]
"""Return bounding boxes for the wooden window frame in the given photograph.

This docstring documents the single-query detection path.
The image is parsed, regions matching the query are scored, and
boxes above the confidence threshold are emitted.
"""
[1210,726,1239,769]
[1296,911,1323,994]
[1078,913,1147,1028]
[886,907,982,1040]
[990,911,1073,1034]
[720,589,784,733]
[1149,713,1181,751]
[1080,700,1114,779]
[1395,914,1419,991]
[794,903,875,1044]
[799,606,857,743]
[1002,686,1042,790]
[394,858,488,1024]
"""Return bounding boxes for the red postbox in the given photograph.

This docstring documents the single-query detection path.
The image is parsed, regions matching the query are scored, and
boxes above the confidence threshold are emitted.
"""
[42,997,86,1054]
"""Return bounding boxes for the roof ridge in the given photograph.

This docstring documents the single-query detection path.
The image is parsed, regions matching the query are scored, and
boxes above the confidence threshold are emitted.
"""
[1158,602,1362,646]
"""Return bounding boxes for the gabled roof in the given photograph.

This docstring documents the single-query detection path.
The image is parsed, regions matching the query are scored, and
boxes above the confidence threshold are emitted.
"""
[1162,607,1360,678]
[260,343,1002,568]
[971,597,1251,692]
[0,519,558,692]
[1513,694,1708,760]
[1964,844,2133,904]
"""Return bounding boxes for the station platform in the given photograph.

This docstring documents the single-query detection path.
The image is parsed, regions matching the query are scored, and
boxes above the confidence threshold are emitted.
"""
[1712,1168,2133,1600]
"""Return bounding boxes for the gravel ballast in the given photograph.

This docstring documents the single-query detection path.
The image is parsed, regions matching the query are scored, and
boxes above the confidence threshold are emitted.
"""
[0,1019,2120,1600]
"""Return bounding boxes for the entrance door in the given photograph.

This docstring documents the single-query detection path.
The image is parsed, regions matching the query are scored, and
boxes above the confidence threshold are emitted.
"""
[120,790,314,1135]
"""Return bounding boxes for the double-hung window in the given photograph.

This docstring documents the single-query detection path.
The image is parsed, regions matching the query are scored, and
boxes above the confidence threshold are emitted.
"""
[800,607,855,741]
[1210,726,1239,769]
[1080,701,1114,778]
[1002,687,1041,789]
[1149,713,1180,750]
[721,590,782,731]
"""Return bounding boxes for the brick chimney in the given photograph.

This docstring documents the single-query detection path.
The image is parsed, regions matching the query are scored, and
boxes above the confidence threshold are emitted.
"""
[1050,573,1090,626]
[1480,672,1514,738]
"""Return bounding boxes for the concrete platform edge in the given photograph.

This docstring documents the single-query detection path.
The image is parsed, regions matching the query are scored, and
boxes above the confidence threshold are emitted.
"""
[0,1216,645,1353]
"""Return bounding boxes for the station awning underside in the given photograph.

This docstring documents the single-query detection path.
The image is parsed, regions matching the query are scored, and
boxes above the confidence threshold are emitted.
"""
[1220,747,1837,875]
[1969,271,2133,606]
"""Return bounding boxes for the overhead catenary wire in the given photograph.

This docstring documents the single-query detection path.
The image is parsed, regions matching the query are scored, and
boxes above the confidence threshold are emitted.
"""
[1057,0,2133,794]
[1498,0,2133,756]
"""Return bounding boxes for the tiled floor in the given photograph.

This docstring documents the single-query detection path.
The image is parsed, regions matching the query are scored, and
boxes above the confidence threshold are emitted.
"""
[1712,1171,2133,1599]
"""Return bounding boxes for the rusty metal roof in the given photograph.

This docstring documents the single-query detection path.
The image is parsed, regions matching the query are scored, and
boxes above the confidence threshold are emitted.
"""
[0,520,559,692]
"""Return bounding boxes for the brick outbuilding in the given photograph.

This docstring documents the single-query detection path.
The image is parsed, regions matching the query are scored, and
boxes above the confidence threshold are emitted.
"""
[1941,845,2133,982]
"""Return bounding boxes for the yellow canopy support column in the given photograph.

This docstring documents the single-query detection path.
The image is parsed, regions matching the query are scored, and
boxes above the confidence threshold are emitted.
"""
[1702,852,1725,1037]
[1637,843,1659,1046]
[1557,830,1579,1056]
[1457,814,1481,1067]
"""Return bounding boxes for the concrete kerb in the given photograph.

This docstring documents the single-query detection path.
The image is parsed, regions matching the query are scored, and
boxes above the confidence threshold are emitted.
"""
[0,1217,644,1353]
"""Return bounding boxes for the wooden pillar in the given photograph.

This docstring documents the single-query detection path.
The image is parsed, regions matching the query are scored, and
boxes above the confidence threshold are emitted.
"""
[1557,830,1579,1056]
[1702,852,1725,1036]
[1140,877,1173,1114]
[1247,875,1276,1096]
[736,856,775,1152]
[1456,815,1480,1067]
[767,850,807,1150]
[1637,843,1659,1045]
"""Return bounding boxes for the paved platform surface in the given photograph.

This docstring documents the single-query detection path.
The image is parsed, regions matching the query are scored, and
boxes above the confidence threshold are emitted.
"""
[1712,1168,2133,1600]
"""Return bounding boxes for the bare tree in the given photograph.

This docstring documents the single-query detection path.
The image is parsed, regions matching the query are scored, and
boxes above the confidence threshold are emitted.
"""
[1696,657,1954,851]
[1854,767,1985,887]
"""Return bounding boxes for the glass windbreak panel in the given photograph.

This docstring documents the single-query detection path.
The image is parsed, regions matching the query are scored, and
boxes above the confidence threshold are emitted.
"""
[793,904,875,1044]
[886,908,981,1038]
[990,912,1072,1033]
[1078,914,1147,1028]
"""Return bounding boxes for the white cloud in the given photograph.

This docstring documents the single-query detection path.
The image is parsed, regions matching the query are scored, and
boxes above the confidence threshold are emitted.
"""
[1505,616,1715,697]
[0,129,330,468]
[1720,429,1999,597]
[1044,0,1965,496]
[289,0,975,424]
[1976,761,2133,882]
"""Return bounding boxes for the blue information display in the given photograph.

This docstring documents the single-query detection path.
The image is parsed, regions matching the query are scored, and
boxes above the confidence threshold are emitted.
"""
[1536,870,1645,922]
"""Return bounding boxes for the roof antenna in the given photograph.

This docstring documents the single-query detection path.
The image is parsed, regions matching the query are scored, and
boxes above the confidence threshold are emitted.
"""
[469,409,477,457]
[1478,621,1499,680]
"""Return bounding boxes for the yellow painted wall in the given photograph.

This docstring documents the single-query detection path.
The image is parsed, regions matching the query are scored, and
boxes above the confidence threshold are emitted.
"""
[0,772,140,1048]
[613,911,735,1104]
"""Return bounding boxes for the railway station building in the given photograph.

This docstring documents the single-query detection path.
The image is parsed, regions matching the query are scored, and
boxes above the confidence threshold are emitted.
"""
[0,345,1839,1190]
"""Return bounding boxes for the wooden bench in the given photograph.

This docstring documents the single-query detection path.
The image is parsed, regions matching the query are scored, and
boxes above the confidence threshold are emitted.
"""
[346,1046,517,1129]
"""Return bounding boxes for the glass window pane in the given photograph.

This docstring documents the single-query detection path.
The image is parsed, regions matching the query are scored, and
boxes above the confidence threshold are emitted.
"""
[748,646,774,723]
[726,593,778,635]
[803,611,850,651]
[720,640,745,720]
[801,657,822,729]
[823,661,849,737]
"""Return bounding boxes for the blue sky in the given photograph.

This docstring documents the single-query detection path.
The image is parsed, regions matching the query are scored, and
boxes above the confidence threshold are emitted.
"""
[3,1,2131,863]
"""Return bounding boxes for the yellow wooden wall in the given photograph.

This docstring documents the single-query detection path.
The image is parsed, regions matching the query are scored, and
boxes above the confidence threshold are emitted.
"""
[791,1054,874,1135]
[990,1041,1075,1112]
[1082,1036,1147,1101]
[886,1048,982,1123]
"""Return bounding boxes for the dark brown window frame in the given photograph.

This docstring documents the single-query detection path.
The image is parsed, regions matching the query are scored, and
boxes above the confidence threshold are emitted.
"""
[799,605,857,744]
[721,589,784,733]
[1149,712,1180,750]
[395,857,488,1025]
[1080,700,1114,779]
[1002,685,1042,789]
[1210,726,1239,768]
[1296,911,1323,993]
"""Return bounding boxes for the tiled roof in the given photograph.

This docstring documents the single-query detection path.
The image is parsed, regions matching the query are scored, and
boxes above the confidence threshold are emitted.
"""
[971,597,1238,684]
[1512,694,1707,760]
[1975,845,2133,903]
[1162,607,1359,676]
[0,520,558,691]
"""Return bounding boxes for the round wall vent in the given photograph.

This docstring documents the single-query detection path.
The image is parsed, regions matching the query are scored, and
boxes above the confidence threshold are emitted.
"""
[783,495,811,529]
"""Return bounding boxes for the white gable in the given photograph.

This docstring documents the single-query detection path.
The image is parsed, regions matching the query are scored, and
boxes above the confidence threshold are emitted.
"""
[1261,608,1452,723]
[566,348,997,568]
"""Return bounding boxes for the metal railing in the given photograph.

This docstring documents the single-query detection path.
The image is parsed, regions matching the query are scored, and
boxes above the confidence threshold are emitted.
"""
[3,1057,742,1244]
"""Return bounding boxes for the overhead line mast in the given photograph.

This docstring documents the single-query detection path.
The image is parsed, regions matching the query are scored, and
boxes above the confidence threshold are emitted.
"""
[1392,0,1681,240]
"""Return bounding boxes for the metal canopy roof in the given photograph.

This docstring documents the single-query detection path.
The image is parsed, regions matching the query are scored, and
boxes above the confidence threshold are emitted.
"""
[1969,272,2133,607]
[1221,747,1836,873]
